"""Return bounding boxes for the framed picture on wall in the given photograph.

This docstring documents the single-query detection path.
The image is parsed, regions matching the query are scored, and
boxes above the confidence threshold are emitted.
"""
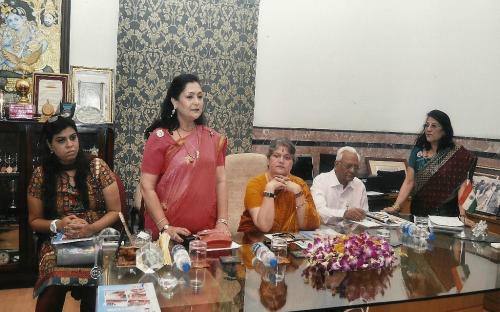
[365,157,407,176]
[0,0,70,95]
[32,72,69,114]
[71,66,114,123]
[473,166,500,216]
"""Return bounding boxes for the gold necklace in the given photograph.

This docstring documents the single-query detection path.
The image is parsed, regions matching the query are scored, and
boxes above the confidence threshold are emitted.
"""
[179,125,195,132]
[176,128,200,164]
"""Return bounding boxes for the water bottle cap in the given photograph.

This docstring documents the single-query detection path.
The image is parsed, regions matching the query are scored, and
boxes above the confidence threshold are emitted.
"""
[182,262,191,272]
[269,258,277,268]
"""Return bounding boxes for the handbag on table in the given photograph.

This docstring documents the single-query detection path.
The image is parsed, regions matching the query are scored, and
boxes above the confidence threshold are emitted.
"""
[196,229,232,249]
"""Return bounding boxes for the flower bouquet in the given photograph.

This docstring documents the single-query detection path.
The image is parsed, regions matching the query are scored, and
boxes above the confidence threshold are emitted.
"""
[302,233,396,289]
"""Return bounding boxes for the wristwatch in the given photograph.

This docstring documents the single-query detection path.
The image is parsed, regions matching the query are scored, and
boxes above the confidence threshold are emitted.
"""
[160,224,170,233]
[263,191,276,198]
[50,219,60,234]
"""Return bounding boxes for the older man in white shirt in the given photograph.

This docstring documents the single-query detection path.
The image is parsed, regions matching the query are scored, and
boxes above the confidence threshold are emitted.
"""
[311,146,368,224]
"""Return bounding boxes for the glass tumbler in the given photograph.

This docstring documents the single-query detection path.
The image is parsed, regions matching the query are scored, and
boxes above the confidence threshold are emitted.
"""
[189,240,207,269]
[271,237,287,282]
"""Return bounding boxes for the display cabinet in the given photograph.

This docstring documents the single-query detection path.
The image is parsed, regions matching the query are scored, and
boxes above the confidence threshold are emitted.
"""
[0,120,114,289]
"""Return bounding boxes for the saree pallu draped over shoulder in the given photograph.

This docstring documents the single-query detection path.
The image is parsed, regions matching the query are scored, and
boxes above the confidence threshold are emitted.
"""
[142,126,227,239]
[411,146,477,216]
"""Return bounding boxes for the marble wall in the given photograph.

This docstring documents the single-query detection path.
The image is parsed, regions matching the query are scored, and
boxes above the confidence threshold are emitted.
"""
[252,127,500,177]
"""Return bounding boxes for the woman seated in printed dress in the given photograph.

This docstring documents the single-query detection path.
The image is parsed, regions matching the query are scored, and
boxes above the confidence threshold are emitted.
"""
[28,116,120,312]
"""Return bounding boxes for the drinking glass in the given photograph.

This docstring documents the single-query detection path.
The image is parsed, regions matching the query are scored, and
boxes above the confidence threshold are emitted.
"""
[133,229,152,248]
[189,240,207,269]
[189,267,206,293]
[271,236,287,282]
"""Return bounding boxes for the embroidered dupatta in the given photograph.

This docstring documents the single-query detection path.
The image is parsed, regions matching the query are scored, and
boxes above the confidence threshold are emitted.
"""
[411,145,476,216]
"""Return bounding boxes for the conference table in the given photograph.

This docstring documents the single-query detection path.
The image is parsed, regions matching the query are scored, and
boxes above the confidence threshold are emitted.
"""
[100,216,500,311]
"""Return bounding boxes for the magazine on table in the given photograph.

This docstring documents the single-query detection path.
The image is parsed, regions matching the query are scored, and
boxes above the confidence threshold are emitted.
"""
[51,232,94,245]
[264,232,310,243]
[366,211,407,227]
[97,283,160,312]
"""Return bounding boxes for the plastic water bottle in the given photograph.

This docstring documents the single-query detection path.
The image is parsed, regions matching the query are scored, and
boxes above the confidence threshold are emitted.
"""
[252,242,277,268]
[400,221,435,240]
[172,244,191,272]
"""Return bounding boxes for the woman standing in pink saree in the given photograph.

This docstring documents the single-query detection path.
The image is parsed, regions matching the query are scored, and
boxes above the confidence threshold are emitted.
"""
[140,74,229,241]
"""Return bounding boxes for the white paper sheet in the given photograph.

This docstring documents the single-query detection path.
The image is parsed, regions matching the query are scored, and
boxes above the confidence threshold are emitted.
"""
[352,219,383,228]
[428,215,464,227]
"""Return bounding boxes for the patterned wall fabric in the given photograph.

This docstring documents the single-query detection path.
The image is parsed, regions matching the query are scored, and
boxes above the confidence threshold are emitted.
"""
[114,0,259,195]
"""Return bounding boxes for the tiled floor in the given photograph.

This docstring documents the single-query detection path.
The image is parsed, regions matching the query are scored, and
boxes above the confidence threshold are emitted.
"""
[0,288,79,312]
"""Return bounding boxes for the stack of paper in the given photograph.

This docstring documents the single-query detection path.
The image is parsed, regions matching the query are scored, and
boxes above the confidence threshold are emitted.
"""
[428,215,464,232]
[352,219,382,228]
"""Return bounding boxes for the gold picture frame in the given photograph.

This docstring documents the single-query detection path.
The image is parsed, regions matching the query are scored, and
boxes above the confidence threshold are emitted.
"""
[365,157,408,176]
[71,66,114,123]
[0,0,70,93]
[32,72,69,114]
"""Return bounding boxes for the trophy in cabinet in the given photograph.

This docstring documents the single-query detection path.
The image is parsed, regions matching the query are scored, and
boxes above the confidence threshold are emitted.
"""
[8,75,35,119]
[15,76,30,104]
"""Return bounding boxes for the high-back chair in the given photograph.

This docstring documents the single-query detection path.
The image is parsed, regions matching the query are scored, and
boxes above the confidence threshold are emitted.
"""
[225,153,268,236]
[112,173,130,230]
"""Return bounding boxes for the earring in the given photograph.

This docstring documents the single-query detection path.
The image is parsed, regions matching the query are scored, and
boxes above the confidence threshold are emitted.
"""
[170,107,176,118]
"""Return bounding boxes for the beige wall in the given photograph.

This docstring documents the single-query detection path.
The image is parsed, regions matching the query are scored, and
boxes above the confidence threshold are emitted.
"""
[69,0,119,70]
[254,0,500,139]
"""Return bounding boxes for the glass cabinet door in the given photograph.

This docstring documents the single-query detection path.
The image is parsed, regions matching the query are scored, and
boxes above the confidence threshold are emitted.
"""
[0,129,21,268]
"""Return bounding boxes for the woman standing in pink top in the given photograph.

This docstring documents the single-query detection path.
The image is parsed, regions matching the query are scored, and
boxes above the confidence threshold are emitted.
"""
[140,74,229,241]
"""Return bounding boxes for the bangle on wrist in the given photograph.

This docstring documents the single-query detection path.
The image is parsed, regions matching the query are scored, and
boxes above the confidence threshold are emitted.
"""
[391,202,400,211]
[155,217,167,226]
[216,218,228,226]
[294,190,304,198]
[50,219,60,234]
[263,191,275,198]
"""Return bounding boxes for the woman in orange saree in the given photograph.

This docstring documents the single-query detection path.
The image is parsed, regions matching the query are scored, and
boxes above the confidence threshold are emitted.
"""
[238,138,320,233]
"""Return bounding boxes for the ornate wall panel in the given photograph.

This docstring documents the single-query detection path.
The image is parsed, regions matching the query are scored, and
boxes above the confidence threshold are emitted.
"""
[114,0,259,194]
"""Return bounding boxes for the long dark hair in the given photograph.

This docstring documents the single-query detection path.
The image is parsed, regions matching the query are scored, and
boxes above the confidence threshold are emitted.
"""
[144,73,207,138]
[415,109,455,151]
[40,116,91,219]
